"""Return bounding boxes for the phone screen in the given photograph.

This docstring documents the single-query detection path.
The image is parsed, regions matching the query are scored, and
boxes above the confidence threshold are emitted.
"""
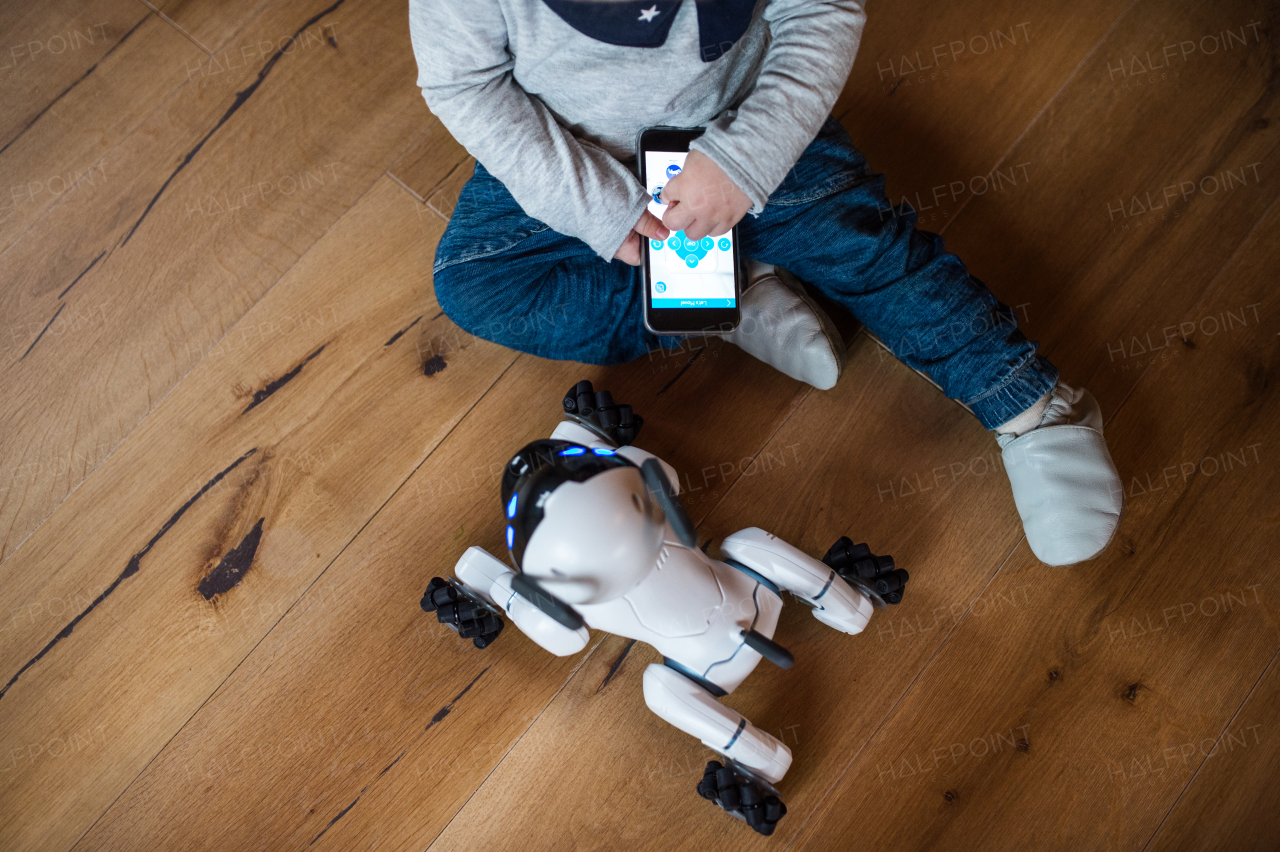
[643,151,737,310]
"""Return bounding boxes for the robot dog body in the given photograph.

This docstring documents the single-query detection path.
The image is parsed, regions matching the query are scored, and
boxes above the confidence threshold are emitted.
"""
[421,382,907,835]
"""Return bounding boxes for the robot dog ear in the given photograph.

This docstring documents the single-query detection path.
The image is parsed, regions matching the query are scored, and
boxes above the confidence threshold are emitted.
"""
[641,459,697,548]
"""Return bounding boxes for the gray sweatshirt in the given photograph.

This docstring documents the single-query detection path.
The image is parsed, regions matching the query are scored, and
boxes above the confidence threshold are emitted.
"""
[408,0,865,260]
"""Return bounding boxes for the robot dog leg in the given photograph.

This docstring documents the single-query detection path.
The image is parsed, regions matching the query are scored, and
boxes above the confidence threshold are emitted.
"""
[422,547,590,656]
[643,664,789,835]
[720,528,909,634]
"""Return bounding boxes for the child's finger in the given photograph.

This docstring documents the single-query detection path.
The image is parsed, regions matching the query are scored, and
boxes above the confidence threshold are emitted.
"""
[662,201,696,234]
[682,217,713,241]
[633,210,670,241]
[658,176,681,206]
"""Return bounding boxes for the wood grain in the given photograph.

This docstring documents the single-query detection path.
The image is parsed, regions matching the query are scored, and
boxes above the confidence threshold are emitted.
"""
[1,0,1276,848]
[154,0,275,53]
[834,0,1131,236]
[71,339,821,850]
[0,11,195,253]
[0,174,515,852]
[0,0,427,565]
[790,191,1279,852]
[387,117,471,203]
[1146,653,1280,852]
[0,0,149,154]
[428,333,1032,852]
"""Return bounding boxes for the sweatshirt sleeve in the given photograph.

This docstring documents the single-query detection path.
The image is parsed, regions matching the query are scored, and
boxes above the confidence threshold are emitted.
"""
[408,0,651,261]
[690,0,866,213]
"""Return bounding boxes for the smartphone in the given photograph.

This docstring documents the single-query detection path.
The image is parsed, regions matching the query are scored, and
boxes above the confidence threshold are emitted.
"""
[638,127,743,335]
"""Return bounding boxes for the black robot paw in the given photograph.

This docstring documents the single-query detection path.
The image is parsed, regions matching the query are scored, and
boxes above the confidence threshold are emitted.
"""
[822,537,909,605]
[421,577,504,648]
[696,761,787,836]
[561,379,644,446]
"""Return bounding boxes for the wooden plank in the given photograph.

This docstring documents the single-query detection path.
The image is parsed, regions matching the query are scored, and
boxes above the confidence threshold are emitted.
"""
[1145,653,1280,851]
[71,343,815,851]
[939,0,1279,408]
[789,195,1280,851]
[0,0,148,153]
[834,0,1130,233]
[0,173,517,852]
[0,0,429,564]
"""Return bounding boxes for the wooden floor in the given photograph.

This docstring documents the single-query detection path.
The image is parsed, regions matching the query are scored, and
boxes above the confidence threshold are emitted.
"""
[1,0,1276,849]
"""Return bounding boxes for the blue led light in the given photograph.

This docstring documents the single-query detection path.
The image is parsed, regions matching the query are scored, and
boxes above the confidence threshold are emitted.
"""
[559,447,586,456]
[506,494,518,518]
[506,525,515,549]
[592,448,616,456]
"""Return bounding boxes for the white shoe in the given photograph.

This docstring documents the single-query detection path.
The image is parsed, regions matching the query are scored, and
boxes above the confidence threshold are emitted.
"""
[997,383,1124,566]
[720,262,845,390]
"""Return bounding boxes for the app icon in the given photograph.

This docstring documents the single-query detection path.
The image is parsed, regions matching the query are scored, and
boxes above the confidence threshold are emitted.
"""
[652,186,664,204]
[666,164,682,179]
[655,281,667,293]
[718,238,731,251]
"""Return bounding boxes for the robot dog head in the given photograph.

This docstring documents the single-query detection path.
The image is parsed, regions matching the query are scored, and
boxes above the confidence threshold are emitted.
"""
[501,440,665,605]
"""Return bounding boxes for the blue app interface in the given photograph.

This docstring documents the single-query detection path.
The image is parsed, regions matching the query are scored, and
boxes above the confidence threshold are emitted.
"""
[644,151,736,310]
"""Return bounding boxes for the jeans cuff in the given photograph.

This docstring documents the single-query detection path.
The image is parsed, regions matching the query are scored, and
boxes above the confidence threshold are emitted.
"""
[967,353,1059,430]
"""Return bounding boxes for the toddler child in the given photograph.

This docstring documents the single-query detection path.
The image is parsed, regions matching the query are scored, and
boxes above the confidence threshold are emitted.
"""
[409,0,1122,565]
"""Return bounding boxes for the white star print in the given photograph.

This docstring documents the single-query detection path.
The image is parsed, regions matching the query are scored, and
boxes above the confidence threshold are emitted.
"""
[638,5,660,23]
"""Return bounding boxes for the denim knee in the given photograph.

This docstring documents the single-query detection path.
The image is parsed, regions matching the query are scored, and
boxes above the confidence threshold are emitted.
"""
[430,262,476,334]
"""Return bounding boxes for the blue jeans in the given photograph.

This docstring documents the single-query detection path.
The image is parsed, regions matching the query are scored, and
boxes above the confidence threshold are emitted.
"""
[433,117,1057,429]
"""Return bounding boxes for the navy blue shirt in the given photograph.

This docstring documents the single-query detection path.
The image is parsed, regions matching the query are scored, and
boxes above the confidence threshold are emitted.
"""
[542,0,758,61]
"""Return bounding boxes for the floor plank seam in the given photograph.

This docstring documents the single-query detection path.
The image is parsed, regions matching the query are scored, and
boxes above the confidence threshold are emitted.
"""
[780,539,1025,850]
[0,0,376,263]
[136,0,215,55]
[0,12,152,159]
[420,637,608,852]
[386,149,473,206]
[0,170,391,573]
[67,355,523,852]
[386,170,429,204]
[1139,643,1280,852]
[120,0,348,247]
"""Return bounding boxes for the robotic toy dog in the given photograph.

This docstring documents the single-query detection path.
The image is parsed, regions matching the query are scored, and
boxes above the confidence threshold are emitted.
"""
[421,381,907,835]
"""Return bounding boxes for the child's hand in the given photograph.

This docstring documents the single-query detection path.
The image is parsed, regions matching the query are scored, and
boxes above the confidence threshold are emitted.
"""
[614,210,669,266]
[659,151,752,241]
